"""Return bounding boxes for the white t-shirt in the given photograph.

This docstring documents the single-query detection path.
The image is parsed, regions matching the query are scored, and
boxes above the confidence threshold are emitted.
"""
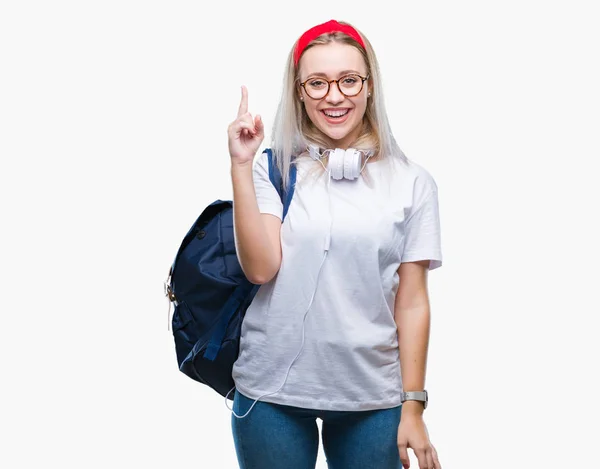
[231,149,442,411]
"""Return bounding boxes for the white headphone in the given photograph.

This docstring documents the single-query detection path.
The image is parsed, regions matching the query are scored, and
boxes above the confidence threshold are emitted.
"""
[308,144,374,180]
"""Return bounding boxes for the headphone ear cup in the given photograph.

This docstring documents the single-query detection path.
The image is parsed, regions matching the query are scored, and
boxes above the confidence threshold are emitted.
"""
[343,149,352,180]
[352,149,361,179]
[328,148,345,180]
[343,149,361,180]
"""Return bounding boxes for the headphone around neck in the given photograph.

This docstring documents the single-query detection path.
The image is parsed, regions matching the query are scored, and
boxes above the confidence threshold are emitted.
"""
[308,144,374,180]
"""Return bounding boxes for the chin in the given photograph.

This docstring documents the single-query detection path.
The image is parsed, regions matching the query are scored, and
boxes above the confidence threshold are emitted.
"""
[323,131,348,142]
[320,126,357,147]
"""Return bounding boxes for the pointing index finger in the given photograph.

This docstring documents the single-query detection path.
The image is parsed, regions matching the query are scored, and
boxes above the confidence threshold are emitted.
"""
[237,85,248,117]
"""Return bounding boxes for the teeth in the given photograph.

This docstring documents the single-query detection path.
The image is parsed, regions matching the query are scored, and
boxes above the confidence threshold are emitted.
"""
[323,109,349,117]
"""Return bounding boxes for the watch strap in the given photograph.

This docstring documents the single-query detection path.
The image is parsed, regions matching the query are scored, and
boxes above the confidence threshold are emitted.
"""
[401,390,428,409]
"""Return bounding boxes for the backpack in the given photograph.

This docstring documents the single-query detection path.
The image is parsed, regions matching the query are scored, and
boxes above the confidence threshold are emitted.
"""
[164,148,296,399]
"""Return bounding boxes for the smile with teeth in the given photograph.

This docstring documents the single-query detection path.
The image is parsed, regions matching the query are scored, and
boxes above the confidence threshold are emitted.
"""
[322,109,350,118]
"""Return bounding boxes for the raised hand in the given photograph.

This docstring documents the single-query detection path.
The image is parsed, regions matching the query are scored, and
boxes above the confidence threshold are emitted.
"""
[227,85,265,166]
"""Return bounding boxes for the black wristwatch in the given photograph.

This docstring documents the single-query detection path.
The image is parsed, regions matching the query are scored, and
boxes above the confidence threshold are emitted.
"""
[400,390,428,409]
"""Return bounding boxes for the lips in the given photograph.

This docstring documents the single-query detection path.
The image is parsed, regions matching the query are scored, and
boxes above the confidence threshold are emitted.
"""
[321,108,352,124]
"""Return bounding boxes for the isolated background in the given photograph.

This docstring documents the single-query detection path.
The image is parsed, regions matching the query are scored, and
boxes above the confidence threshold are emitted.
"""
[1,1,599,468]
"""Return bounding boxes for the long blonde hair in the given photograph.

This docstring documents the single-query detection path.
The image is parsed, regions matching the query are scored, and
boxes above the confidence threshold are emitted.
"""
[271,21,407,191]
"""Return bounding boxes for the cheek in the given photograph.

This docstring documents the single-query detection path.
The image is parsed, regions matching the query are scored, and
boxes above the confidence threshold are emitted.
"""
[306,104,321,123]
[355,98,368,116]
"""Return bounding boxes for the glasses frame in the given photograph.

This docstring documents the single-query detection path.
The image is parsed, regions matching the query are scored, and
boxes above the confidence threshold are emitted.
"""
[298,73,370,100]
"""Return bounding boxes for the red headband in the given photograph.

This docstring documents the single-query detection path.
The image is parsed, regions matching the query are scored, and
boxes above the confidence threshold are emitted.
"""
[293,20,366,66]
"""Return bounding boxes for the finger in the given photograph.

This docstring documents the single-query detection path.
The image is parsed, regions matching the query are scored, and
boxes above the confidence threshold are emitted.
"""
[432,446,442,469]
[237,85,248,118]
[229,120,256,138]
[426,450,435,469]
[240,111,254,126]
[238,120,256,135]
[414,449,428,469]
[398,445,410,468]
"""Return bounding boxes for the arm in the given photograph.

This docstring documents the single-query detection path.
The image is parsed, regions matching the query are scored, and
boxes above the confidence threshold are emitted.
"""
[231,162,283,285]
[228,86,283,285]
[395,259,443,468]
[394,259,431,417]
[394,176,442,468]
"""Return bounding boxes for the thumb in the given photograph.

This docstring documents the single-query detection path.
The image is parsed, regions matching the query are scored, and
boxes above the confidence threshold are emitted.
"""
[255,114,264,135]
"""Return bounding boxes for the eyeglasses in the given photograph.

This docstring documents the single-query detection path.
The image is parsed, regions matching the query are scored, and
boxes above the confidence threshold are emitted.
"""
[299,73,370,100]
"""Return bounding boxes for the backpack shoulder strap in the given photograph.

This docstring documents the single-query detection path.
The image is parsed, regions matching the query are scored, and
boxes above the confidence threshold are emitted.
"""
[265,148,296,221]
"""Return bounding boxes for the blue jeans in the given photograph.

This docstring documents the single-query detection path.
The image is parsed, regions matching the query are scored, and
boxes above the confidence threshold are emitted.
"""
[231,390,403,469]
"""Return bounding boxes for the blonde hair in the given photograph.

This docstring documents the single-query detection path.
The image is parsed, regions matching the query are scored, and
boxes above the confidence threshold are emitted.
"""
[271,20,408,191]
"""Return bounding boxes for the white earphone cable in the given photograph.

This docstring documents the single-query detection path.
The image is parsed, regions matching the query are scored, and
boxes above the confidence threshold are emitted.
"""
[226,156,341,418]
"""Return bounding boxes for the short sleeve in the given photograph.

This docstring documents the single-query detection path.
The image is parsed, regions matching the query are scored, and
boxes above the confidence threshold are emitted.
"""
[253,150,283,220]
[401,183,443,271]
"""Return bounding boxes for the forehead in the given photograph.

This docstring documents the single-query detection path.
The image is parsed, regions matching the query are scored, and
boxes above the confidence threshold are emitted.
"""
[299,42,367,78]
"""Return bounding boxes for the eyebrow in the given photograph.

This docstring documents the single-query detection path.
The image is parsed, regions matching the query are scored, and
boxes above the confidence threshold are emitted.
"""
[305,70,364,79]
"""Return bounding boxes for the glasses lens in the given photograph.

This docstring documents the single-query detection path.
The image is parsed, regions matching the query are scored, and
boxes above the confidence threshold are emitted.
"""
[338,74,363,97]
[305,78,328,99]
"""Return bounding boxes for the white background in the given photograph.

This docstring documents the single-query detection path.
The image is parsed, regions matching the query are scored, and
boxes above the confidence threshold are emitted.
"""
[1,1,599,468]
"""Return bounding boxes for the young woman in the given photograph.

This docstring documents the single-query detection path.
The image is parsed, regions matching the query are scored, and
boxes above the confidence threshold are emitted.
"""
[227,19,443,469]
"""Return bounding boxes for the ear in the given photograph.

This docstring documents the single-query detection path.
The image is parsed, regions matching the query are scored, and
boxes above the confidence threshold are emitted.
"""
[296,82,304,102]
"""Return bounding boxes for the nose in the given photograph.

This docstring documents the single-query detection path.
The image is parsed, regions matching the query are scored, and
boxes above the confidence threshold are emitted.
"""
[325,81,345,104]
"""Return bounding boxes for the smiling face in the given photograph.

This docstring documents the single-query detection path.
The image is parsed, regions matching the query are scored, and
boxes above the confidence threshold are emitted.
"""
[298,42,370,149]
